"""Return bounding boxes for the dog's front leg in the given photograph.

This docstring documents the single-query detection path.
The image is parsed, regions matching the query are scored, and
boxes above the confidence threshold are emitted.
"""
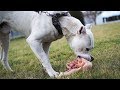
[26,37,59,78]
[0,45,3,60]
[43,42,51,57]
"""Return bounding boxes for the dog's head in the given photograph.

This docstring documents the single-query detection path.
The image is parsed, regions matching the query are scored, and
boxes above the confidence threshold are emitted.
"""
[70,24,94,62]
[60,17,94,62]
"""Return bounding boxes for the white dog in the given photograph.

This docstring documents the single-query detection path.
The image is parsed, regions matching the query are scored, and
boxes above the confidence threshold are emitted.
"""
[0,11,94,78]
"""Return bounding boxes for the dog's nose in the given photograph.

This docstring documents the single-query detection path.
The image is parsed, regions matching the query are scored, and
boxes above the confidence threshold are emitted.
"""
[90,56,94,61]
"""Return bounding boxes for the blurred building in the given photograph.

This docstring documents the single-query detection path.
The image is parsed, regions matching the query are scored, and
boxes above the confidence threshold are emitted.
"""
[96,11,120,25]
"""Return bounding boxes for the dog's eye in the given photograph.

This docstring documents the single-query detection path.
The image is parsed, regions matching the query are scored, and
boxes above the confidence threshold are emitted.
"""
[86,48,90,51]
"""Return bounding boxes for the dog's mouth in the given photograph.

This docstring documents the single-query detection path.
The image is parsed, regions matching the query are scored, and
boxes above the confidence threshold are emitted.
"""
[77,56,86,60]
[77,55,94,62]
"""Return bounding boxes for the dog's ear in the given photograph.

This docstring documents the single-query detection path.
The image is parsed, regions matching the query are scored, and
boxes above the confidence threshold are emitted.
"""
[78,26,86,34]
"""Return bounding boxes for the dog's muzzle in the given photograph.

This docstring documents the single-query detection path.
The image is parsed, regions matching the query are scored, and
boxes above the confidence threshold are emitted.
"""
[77,54,94,62]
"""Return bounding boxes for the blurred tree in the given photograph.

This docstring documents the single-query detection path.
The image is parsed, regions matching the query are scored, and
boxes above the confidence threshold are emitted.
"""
[93,11,102,25]
[69,11,85,25]
[84,11,102,25]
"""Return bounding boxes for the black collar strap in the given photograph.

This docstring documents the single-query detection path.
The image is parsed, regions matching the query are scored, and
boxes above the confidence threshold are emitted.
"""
[42,11,69,35]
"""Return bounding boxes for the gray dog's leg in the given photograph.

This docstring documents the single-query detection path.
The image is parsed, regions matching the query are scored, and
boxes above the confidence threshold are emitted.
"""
[0,22,13,71]
[42,42,51,57]
[0,45,3,60]
[41,42,51,74]
[0,33,13,71]
[26,36,59,78]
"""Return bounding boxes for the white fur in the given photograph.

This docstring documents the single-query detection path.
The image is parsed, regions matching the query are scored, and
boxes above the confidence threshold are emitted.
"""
[0,11,94,78]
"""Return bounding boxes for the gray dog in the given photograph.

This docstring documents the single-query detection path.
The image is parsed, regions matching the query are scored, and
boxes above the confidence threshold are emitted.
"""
[0,11,94,78]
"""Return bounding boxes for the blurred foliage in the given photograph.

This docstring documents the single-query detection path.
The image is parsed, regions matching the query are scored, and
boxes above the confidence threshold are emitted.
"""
[69,11,85,25]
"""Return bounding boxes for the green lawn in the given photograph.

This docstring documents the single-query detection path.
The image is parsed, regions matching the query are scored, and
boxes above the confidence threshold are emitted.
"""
[0,22,120,79]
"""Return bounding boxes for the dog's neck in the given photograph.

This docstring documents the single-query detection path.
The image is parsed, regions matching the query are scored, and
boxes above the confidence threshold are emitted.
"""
[59,16,83,39]
[42,11,70,36]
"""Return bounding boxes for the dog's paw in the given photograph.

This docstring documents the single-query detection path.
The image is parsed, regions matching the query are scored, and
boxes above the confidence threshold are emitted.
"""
[1,60,13,71]
[48,70,59,78]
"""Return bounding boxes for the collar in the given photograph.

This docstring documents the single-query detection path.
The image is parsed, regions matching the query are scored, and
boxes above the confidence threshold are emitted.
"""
[42,11,69,35]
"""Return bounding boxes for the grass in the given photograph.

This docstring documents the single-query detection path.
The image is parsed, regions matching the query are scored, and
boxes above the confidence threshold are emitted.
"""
[0,22,120,79]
